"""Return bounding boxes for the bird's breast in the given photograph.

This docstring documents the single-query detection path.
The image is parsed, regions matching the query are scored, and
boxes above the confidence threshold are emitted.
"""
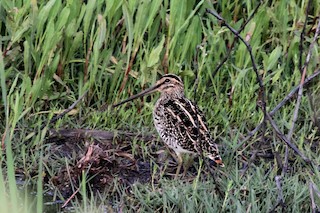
[153,99,179,147]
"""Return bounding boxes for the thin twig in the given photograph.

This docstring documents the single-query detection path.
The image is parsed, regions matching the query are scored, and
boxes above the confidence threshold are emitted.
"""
[208,1,262,80]
[266,112,311,164]
[275,176,285,206]
[269,176,286,213]
[240,150,258,178]
[293,3,319,163]
[274,151,283,174]
[236,123,262,149]
[238,69,320,148]
[206,7,267,141]
[61,187,80,208]
[309,182,317,213]
[41,91,88,130]
[284,18,320,172]
[310,182,320,199]
[309,182,320,212]
[270,69,320,115]
[205,9,264,94]
[287,17,320,139]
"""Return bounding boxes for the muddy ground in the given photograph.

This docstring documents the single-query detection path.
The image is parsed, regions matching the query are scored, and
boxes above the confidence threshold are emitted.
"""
[44,128,283,200]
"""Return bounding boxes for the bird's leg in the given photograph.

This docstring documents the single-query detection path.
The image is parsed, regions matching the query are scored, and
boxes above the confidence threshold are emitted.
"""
[182,154,194,177]
[175,152,183,179]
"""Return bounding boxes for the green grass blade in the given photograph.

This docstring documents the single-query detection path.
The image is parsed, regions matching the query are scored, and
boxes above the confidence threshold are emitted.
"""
[0,50,19,213]
[122,2,133,70]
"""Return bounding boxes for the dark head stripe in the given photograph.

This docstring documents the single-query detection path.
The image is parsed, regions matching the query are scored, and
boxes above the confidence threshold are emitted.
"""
[161,74,182,82]
[162,85,175,90]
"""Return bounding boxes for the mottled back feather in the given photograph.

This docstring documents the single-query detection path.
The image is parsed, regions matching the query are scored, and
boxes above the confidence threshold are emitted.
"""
[153,96,219,157]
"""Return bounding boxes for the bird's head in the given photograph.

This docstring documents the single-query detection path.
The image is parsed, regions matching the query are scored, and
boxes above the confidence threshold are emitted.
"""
[155,74,184,95]
[113,74,184,107]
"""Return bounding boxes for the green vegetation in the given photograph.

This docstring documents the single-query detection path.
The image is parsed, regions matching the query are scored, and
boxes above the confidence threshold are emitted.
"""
[1,0,320,212]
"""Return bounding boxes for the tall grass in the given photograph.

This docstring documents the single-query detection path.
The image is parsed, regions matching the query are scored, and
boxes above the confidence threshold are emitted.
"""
[0,0,319,212]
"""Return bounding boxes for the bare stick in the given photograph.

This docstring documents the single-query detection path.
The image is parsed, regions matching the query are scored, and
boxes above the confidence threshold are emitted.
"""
[238,69,320,148]
[285,0,313,171]
[205,9,265,96]
[236,122,262,149]
[269,176,286,213]
[266,112,311,164]
[270,69,320,115]
[41,91,88,130]
[240,150,258,178]
[284,18,320,171]
[62,187,80,208]
[275,176,285,206]
[208,1,262,80]
[287,17,320,141]
[311,182,320,198]
[309,182,317,213]
[206,7,267,139]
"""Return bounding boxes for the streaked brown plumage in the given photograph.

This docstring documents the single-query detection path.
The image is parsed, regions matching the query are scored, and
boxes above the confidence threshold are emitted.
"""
[113,74,224,176]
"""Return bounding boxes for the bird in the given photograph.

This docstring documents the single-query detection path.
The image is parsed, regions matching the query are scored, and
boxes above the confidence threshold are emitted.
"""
[113,74,224,177]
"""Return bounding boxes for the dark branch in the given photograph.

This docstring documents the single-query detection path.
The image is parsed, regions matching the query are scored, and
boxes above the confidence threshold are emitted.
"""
[285,17,320,173]
[208,1,262,80]
[237,69,320,148]
[270,69,320,115]
[266,112,311,164]
[240,150,258,178]
[284,18,320,172]
[206,7,267,139]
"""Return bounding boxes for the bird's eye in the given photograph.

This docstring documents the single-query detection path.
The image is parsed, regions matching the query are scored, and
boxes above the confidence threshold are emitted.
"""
[165,79,170,83]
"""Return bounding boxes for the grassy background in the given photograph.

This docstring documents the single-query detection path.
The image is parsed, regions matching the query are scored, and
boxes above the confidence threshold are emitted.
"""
[0,0,320,212]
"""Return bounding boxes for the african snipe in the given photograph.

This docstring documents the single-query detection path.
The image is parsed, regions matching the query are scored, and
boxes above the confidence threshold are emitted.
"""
[113,74,224,176]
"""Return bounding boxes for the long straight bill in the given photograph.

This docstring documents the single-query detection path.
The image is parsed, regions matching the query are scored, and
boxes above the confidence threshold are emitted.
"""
[112,84,159,108]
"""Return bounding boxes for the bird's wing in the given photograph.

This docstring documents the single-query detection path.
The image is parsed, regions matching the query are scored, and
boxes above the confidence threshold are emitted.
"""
[163,98,212,153]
